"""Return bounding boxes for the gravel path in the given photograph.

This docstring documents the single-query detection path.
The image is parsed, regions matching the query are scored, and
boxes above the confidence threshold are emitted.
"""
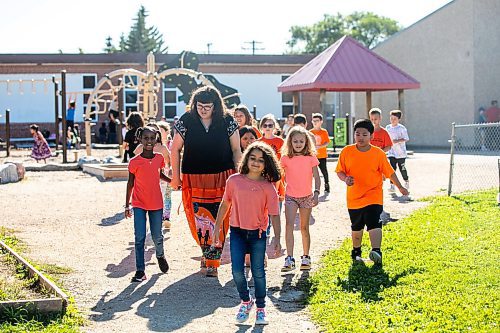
[0,151,455,332]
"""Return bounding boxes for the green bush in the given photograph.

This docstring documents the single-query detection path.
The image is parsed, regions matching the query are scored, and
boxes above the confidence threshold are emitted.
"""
[307,190,499,332]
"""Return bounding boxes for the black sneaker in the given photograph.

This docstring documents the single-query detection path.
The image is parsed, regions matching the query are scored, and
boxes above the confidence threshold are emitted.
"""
[369,250,383,265]
[351,248,362,261]
[157,256,169,273]
[131,270,147,282]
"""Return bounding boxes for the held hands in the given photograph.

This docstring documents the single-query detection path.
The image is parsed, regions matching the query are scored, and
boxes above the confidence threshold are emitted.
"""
[170,177,182,190]
[345,176,354,186]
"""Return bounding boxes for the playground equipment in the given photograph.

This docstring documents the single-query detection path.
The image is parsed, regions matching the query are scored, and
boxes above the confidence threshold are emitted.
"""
[83,52,240,156]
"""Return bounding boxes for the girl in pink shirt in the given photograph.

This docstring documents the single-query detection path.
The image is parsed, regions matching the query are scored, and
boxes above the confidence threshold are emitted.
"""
[213,141,282,325]
[125,126,171,283]
[280,126,321,272]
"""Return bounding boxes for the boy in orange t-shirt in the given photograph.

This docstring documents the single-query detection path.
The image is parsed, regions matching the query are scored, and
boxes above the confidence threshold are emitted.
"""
[335,119,408,265]
[310,113,331,193]
[369,108,392,152]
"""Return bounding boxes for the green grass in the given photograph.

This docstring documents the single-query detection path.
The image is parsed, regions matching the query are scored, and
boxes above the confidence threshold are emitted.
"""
[307,190,499,332]
[0,227,85,332]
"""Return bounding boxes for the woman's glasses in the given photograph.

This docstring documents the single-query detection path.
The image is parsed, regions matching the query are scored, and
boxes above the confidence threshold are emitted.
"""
[197,103,214,111]
[262,123,274,128]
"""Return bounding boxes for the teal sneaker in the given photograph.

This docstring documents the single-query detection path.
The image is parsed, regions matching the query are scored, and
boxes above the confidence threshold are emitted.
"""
[236,298,254,323]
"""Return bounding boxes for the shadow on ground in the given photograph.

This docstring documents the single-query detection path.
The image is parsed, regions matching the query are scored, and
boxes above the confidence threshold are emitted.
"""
[337,261,421,302]
[91,272,238,331]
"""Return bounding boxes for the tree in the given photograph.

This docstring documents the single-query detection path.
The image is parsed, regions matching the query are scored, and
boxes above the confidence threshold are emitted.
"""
[104,36,117,54]
[287,12,400,54]
[104,6,168,54]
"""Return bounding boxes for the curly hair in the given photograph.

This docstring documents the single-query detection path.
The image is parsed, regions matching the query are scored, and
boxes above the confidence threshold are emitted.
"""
[188,86,227,124]
[282,126,316,158]
[239,141,281,183]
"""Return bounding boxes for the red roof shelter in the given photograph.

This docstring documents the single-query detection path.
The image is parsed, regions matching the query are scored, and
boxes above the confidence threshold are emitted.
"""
[277,35,420,117]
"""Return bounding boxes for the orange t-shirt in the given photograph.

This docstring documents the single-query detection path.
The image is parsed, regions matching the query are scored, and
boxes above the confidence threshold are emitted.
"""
[310,128,330,159]
[128,153,165,210]
[370,127,392,150]
[258,136,285,160]
[281,155,319,197]
[223,174,279,233]
[335,145,394,209]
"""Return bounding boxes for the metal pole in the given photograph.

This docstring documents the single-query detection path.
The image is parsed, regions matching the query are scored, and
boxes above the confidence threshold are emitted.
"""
[346,112,350,146]
[52,76,59,150]
[61,70,67,163]
[447,122,456,196]
[252,105,257,121]
[5,109,10,157]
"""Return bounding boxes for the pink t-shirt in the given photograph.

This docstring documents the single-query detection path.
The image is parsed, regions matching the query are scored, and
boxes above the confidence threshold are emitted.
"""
[280,155,319,198]
[223,174,279,233]
[128,153,165,210]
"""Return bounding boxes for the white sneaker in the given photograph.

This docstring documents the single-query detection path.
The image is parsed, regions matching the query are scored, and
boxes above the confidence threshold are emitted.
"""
[255,308,269,325]
[281,256,296,272]
[388,184,396,192]
[300,255,311,270]
[369,250,383,265]
[236,298,254,323]
[379,211,391,224]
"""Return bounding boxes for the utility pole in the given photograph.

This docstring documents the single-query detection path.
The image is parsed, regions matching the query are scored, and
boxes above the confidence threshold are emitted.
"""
[242,40,264,55]
[207,43,212,54]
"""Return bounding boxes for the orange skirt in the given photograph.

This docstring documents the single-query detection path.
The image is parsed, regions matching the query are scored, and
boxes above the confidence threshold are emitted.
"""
[182,170,233,268]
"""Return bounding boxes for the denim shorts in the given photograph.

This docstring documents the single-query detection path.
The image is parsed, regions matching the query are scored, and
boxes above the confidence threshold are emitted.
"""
[285,194,314,209]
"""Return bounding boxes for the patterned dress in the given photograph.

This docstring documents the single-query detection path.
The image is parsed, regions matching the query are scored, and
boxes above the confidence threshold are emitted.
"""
[31,132,52,161]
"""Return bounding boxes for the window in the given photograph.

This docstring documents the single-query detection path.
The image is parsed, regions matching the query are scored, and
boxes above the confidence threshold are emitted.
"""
[82,75,96,89]
[123,75,138,117]
[83,94,97,121]
[281,75,295,117]
[162,83,178,120]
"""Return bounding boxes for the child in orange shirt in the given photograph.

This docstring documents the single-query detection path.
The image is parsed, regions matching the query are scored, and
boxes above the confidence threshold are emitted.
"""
[310,113,331,193]
[258,114,285,160]
[213,141,282,325]
[335,119,408,265]
[369,108,392,152]
[125,126,171,282]
[280,126,321,271]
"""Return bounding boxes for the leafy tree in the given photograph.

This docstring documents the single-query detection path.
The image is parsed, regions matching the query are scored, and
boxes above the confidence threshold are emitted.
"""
[287,12,400,53]
[104,6,167,53]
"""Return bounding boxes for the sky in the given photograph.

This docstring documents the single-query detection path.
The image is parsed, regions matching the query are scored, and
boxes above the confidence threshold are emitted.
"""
[0,0,453,55]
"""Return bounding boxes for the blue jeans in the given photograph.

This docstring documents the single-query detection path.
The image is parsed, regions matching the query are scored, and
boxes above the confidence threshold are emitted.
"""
[133,208,164,271]
[230,226,267,308]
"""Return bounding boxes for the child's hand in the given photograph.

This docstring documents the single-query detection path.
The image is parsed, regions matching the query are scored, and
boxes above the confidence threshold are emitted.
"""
[399,187,409,196]
[170,177,182,190]
[345,176,354,186]
[271,237,281,256]
[124,207,132,218]
[313,193,319,206]
[212,233,219,246]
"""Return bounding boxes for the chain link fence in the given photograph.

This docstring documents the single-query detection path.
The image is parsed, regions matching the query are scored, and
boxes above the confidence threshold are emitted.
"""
[448,122,500,196]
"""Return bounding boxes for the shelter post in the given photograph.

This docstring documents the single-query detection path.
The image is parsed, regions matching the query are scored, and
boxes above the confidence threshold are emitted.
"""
[52,76,59,150]
[398,89,405,111]
[252,105,257,120]
[61,70,67,163]
[366,91,372,118]
[5,109,10,157]
[292,92,299,115]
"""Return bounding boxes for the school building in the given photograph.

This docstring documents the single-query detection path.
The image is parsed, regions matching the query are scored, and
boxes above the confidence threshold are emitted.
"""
[355,0,500,148]
[0,53,325,140]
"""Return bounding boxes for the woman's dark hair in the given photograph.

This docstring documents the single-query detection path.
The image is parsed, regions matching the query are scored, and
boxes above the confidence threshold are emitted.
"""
[30,124,39,132]
[354,119,375,134]
[239,141,281,183]
[188,86,227,123]
[126,112,144,130]
[135,125,161,142]
[238,126,258,152]
[234,104,253,126]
